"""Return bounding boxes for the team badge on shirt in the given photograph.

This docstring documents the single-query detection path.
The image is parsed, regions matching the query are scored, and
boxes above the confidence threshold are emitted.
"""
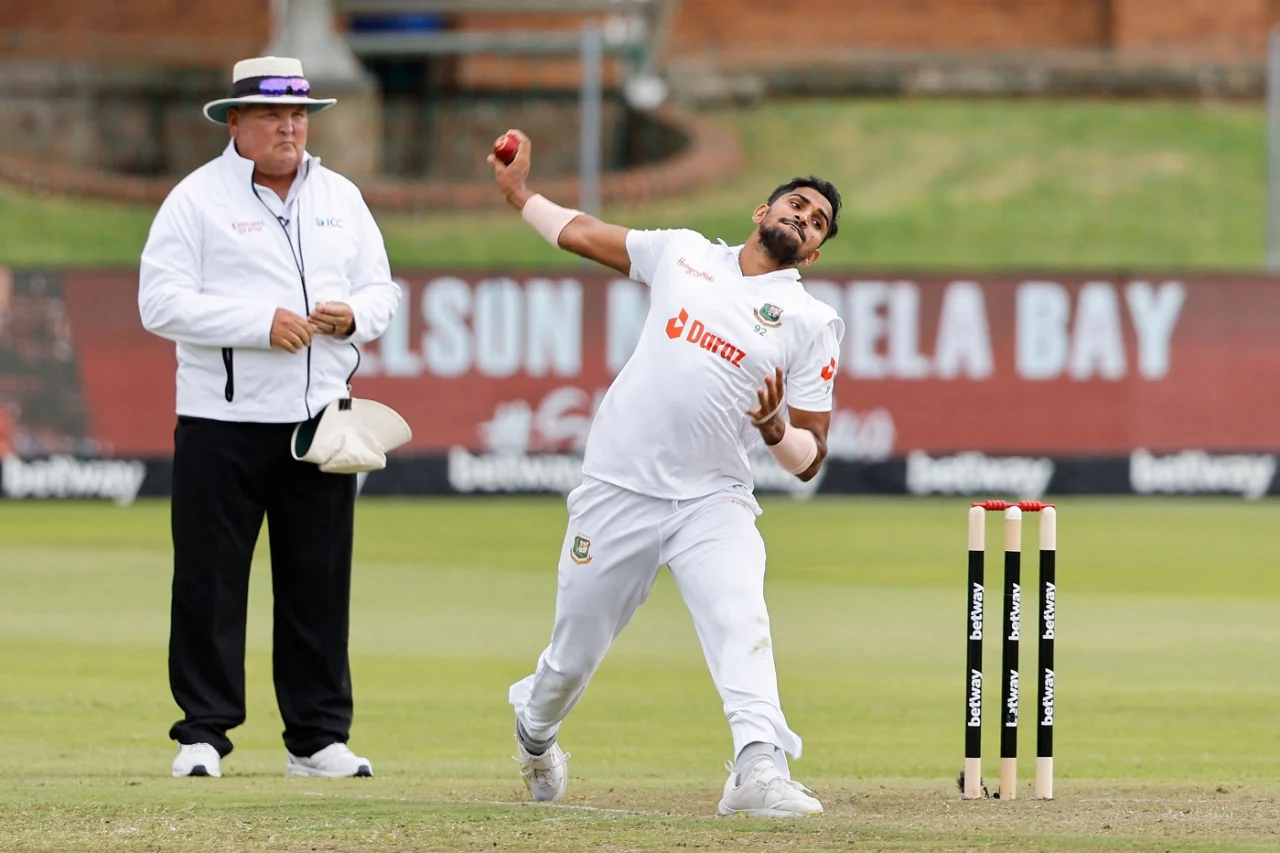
[753,303,784,328]
[570,534,593,565]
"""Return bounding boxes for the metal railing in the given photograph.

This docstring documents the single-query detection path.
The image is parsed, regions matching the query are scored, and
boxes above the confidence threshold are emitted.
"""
[338,0,654,12]
[337,0,669,57]
[344,29,637,56]
[1269,28,1280,273]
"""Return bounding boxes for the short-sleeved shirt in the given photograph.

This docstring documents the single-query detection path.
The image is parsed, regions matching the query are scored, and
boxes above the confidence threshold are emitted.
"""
[580,228,844,499]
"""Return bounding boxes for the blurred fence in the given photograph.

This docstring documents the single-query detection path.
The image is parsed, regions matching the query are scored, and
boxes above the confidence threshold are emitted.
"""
[0,0,708,211]
[0,1,1274,217]
[0,46,691,193]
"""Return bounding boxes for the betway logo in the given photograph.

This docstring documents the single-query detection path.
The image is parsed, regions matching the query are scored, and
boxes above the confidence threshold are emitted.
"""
[2,454,147,506]
[447,448,582,494]
[1130,449,1276,500]
[665,309,746,367]
[1042,582,1056,640]
[906,451,1054,499]
[1008,583,1021,641]
[969,583,984,640]
[1041,669,1055,727]
[1005,670,1019,726]
[967,669,982,727]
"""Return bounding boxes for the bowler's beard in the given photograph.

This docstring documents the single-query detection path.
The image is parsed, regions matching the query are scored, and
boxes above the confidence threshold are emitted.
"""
[758,221,806,265]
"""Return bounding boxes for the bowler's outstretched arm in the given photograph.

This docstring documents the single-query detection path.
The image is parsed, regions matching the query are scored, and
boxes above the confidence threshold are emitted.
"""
[488,129,632,275]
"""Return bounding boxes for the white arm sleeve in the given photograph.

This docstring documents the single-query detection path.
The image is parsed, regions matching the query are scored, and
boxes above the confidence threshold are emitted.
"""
[341,197,403,345]
[786,318,845,413]
[138,190,276,348]
[624,228,692,286]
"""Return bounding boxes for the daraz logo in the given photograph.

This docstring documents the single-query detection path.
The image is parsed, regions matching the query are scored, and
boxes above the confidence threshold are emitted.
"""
[665,309,747,368]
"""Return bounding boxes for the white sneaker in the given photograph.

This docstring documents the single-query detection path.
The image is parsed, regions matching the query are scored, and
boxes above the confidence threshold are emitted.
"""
[717,758,823,817]
[285,743,373,778]
[515,739,570,802]
[172,743,221,778]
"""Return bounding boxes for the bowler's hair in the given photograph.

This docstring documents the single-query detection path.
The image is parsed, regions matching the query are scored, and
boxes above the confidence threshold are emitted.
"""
[767,176,842,243]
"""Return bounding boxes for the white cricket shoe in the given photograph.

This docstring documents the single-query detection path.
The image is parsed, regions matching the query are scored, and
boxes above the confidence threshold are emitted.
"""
[286,743,373,778]
[515,739,570,802]
[172,742,221,778]
[717,758,823,817]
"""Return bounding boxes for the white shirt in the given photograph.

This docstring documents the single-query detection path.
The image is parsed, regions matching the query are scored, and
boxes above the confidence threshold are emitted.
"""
[138,141,402,423]
[581,229,845,499]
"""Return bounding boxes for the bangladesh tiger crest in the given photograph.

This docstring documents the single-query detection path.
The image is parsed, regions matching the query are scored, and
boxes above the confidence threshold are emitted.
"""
[570,534,593,565]
[753,302,784,328]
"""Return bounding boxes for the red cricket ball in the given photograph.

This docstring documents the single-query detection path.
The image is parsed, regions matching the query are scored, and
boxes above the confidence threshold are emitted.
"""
[494,133,519,165]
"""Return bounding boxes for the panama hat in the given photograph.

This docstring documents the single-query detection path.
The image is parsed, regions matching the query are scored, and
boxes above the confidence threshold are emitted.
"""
[203,56,337,124]
[291,397,412,475]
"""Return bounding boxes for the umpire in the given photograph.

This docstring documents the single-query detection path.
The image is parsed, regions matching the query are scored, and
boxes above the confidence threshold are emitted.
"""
[138,56,402,779]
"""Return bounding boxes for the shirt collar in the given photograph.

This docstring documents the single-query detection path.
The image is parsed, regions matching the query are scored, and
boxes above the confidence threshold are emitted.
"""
[723,240,803,281]
[222,140,318,199]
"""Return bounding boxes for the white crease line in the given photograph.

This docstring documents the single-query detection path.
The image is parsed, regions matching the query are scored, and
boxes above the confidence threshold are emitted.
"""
[483,801,652,816]
[286,791,705,818]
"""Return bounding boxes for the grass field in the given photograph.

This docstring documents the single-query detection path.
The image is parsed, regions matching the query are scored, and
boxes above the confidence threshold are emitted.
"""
[2,495,1279,851]
[0,99,1266,270]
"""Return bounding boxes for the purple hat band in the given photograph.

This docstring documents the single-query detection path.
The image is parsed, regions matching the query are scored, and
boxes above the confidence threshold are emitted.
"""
[230,76,312,98]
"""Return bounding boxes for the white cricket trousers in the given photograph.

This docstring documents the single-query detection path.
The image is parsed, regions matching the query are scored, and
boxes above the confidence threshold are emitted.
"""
[508,475,803,759]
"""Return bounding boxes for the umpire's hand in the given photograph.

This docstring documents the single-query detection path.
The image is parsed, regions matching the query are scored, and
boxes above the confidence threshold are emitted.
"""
[271,308,314,353]
[309,302,356,338]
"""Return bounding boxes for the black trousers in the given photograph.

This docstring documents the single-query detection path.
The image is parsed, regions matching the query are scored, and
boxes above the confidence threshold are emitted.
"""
[168,416,357,758]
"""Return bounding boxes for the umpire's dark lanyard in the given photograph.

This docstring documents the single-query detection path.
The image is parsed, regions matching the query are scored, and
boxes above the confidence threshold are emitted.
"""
[253,176,314,420]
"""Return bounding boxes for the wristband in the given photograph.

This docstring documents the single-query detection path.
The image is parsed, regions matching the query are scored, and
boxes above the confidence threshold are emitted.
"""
[768,422,819,474]
[521,193,583,247]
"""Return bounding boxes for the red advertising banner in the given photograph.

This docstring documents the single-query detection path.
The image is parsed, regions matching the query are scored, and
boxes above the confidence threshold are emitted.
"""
[3,269,1279,459]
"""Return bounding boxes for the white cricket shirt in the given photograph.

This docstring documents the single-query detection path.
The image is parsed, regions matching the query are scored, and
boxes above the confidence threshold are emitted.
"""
[581,229,845,499]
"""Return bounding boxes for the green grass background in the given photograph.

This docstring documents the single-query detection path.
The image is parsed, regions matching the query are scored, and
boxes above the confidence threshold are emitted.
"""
[2,496,1278,850]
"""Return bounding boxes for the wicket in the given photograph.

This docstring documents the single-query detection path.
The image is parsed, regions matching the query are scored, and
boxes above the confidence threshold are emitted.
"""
[961,499,1056,801]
